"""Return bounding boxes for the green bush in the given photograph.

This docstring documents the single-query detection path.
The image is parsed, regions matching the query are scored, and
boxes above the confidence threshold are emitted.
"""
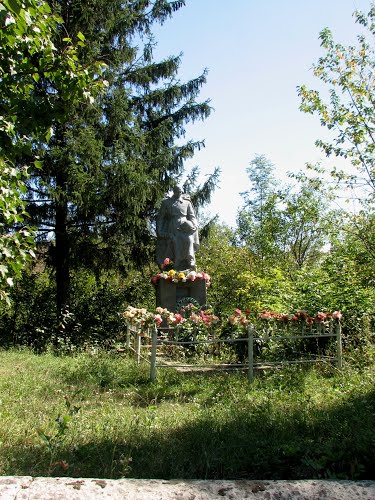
[0,267,155,350]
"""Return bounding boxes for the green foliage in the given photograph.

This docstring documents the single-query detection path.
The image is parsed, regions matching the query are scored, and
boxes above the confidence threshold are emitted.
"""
[298,4,375,203]
[37,398,80,475]
[0,270,56,348]
[23,0,214,311]
[0,266,155,349]
[0,162,35,303]
[0,0,104,304]
[237,156,335,277]
[236,267,297,313]
[297,4,375,296]
[281,172,337,271]
[196,223,253,314]
[237,155,284,271]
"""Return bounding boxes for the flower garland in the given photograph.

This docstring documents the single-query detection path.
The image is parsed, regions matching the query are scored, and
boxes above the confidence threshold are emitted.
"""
[150,258,211,286]
[123,306,343,332]
[151,270,211,286]
[256,309,342,325]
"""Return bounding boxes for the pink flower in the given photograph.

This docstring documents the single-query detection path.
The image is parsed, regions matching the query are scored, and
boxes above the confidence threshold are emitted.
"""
[333,311,342,320]
[315,312,326,323]
[235,309,242,315]
[174,313,183,324]
[154,314,162,326]
[229,315,238,325]
[259,310,270,320]
[161,257,172,270]
[191,313,201,324]
[240,317,249,327]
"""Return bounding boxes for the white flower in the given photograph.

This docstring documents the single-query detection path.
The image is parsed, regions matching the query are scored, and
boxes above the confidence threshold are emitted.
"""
[5,15,15,26]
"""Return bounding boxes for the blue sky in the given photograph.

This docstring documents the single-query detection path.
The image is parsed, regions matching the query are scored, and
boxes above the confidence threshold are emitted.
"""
[152,0,372,226]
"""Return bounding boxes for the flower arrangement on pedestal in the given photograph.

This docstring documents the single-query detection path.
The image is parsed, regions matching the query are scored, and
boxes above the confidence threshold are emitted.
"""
[150,258,211,286]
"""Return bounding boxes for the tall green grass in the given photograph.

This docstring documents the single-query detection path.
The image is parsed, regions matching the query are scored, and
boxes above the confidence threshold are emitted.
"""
[0,348,374,479]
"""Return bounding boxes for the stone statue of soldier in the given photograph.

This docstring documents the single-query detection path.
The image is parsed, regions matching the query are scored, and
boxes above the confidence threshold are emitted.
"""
[156,186,199,272]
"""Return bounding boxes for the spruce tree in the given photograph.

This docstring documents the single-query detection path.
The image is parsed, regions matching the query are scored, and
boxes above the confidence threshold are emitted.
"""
[25,0,215,312]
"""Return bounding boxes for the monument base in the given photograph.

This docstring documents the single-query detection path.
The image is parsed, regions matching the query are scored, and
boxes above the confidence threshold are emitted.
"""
[156,279,207,312]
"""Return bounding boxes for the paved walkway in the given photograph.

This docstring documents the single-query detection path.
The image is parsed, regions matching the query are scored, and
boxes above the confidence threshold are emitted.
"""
[1,477,375,499]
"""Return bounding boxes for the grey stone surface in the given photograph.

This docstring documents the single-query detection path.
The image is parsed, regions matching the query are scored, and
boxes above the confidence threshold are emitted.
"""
[1,477,375,499]
[156,278,207,311]
[156,186,199,272]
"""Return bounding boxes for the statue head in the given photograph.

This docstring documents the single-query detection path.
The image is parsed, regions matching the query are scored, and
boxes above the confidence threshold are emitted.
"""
[172,185,182,198]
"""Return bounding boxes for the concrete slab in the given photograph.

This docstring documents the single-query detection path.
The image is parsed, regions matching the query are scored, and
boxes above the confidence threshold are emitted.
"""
[0,477,374,499]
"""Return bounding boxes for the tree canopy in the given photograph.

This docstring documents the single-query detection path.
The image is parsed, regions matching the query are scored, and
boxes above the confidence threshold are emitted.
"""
[20,0,216,311]
[0,0,103,303]
[298,4,375,204]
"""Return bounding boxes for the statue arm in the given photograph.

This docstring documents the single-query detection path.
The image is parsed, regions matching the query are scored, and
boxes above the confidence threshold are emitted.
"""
[156,200,170,238]
[187,202,198,231]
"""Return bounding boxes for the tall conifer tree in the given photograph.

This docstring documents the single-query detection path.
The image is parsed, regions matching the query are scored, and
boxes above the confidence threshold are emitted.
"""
[25,0,214,311]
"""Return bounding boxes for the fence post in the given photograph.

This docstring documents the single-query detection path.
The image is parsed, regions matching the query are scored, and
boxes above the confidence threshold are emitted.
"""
[136,328,141,365]
[336,321,343,369]
[150,325,157,382]
[125,322,130,349]
[247,325,254,382]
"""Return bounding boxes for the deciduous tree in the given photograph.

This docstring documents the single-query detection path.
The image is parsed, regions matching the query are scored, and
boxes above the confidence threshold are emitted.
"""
[0,0,103,303]
[298,4,375,203]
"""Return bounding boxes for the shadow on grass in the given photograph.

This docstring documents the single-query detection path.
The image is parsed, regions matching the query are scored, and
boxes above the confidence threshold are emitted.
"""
[4,385,375,480]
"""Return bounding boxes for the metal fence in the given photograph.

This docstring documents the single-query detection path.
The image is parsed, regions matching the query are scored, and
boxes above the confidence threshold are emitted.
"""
[125,321,343,382]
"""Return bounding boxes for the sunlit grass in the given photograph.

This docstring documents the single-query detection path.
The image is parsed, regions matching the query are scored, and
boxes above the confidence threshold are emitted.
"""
[0,348,374,479]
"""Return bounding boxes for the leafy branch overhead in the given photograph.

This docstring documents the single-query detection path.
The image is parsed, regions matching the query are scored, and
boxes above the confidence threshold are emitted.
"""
[0,0,105,303]
[298,5,375,202]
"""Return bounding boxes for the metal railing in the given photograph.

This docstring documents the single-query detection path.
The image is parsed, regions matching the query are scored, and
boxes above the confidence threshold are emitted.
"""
[125,321,343,381]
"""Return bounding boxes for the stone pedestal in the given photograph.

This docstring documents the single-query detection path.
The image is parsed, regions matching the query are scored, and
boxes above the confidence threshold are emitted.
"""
[156,279,207,312]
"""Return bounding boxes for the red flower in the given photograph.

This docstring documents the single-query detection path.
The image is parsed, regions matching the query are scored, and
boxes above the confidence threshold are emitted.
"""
[297,310,308,319]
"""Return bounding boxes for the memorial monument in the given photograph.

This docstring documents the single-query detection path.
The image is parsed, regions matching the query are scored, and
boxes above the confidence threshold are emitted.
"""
[156,185,199,272]
[154,186,207,311]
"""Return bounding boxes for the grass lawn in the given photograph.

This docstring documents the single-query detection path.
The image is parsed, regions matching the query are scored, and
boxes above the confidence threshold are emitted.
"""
[0,348,374,480]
